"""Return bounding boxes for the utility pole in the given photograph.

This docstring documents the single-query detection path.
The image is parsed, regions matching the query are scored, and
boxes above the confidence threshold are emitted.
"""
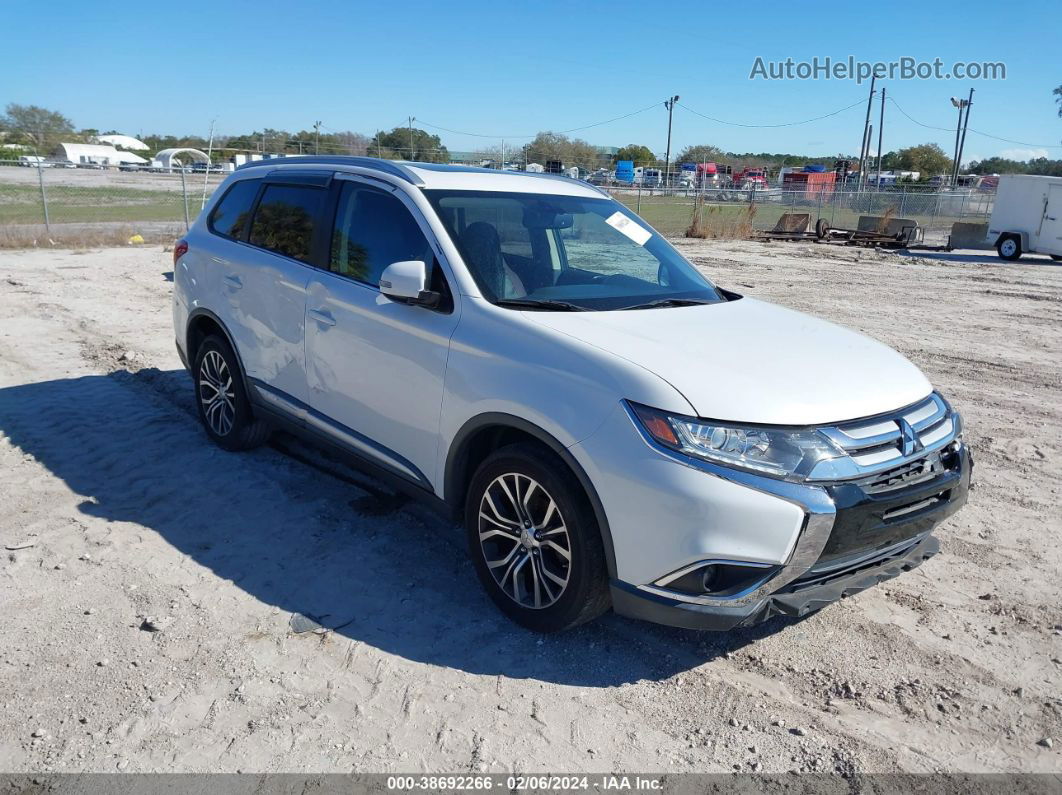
[955,88,975,185]
[663,95,679,190]
[950,100,963,186]
[857,74,877,191]
[313,121,322,155]
[875,87,885,189]
[408,116,415,160]
[949,93,972,186]
[865,125,873,188]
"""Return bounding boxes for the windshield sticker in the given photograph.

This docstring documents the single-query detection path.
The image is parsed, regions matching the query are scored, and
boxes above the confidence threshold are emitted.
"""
[605,211,652,246]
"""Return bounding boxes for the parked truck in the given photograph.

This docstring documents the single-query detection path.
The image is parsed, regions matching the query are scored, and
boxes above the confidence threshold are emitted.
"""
[732,167,769,190]
[696,161,730,189]
[988,174,1062,261]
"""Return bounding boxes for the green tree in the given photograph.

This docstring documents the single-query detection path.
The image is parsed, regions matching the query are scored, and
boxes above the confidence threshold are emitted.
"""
[966,156,1025,175]
[1,103,76,153]
[1055,84,1062,117]
[894,143,951,180]
[524,131,603,170]
[1026,157,1062,177]
[673,144,725,165]
[369,127,447,162]
[613,144,657,166]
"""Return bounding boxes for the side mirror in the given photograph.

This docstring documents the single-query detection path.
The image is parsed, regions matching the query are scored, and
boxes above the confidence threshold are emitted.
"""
[379,260,440,308]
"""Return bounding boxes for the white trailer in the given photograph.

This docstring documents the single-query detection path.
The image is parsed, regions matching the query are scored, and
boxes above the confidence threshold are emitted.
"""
[988,174,1062,261]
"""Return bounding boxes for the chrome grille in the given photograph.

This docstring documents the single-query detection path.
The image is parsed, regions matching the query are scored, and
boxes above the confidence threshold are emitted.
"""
[808,393,960,481]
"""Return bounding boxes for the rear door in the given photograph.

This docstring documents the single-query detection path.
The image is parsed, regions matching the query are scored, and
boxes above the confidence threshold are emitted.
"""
[218,174,330,405]
[303,176,460,490]
[1041,184,1062,255]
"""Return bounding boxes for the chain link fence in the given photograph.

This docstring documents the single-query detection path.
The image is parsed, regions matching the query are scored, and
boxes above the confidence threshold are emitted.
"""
[0,160,993,247]
[0,160,226,246]
[606,185,994,243]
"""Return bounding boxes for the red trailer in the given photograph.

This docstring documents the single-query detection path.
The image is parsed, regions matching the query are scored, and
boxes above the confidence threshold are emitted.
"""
[782,170,836,198]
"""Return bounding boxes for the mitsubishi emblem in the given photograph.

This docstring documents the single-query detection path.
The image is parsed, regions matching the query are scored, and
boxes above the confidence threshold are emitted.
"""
[898,418,923,457]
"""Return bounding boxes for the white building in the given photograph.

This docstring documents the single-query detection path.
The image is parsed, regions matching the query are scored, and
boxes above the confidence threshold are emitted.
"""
[53,142,147,166]
[96,134,149,151]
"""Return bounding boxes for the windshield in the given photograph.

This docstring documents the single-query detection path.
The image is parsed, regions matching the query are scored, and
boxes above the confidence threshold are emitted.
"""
[425,190,724,311]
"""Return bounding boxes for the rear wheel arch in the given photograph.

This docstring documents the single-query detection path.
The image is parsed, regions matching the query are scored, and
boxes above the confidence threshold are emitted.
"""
[444,413,618,579]
[186,310,248,384]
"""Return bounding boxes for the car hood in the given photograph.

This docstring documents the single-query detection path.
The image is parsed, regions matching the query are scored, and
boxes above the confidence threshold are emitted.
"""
[526,297,932,425]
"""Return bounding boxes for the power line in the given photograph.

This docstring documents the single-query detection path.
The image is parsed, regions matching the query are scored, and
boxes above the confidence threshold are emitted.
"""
[886,95,956,133]
[965,127,1062,149]
[888,95,1062,149]
[677,98,866,128]
[414,101,663,140]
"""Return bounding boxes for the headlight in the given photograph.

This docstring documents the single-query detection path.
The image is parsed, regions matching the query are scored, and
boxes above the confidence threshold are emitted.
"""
[629,402,842,481]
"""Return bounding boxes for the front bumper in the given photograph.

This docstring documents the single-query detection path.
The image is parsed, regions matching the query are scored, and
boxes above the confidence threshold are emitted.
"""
[611,445,971,631]
[612,532,941,630]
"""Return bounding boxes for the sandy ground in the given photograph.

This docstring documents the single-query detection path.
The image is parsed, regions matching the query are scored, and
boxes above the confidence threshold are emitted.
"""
[0,239,1059,776]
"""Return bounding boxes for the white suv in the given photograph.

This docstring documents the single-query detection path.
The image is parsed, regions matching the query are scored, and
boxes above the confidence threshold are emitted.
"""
[172,157,971,632]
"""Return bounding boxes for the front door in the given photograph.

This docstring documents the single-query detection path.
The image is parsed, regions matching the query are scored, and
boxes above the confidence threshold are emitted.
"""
[303,177,460,490]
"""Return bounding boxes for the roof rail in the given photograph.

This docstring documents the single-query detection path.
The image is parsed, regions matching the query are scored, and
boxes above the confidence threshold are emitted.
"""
[520,169,611,197]
[235,155,424,186]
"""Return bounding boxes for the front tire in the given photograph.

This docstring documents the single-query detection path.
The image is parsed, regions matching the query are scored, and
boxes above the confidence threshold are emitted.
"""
[465,444,610,632]
[997,236,1022,261]
[193,335,270,451]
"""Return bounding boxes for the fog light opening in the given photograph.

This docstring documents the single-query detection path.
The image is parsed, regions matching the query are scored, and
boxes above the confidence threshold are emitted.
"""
[701,565,719,592]
[658,561,780,599]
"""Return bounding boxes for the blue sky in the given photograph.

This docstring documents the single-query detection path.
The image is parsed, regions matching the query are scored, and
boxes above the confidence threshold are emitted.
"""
[5,0,1061,163]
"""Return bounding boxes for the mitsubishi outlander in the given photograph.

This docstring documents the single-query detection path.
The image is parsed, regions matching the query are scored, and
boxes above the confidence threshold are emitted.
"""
[172,157,971,632]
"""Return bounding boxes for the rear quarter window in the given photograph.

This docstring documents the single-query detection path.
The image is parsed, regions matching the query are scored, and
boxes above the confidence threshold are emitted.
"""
[248,184,326,264]
[208,179,261,239]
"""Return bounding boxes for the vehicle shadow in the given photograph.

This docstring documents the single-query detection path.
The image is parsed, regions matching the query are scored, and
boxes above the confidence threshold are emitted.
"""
[0,369,807,687]
[902,250,1062,266]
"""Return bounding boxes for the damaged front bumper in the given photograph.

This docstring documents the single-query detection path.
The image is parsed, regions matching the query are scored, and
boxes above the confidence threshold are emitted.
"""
[611,532,941,630]
[611,444,971,631]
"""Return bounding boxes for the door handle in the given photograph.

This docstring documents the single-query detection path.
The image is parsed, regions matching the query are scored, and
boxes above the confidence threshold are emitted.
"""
[309,308,336,327]
[223,275,242,289]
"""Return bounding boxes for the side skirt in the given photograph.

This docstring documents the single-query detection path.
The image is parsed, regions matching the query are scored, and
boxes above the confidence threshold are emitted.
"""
[247,383,452,520]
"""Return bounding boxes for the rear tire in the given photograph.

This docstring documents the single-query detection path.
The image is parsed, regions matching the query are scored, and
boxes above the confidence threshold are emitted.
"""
[193,335,270,451]
[997,235,1022,261]
[465,443,610,632]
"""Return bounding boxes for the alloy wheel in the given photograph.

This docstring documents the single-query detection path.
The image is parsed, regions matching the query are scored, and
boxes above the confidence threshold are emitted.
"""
[478,473,572,609]
[199,349,236,437]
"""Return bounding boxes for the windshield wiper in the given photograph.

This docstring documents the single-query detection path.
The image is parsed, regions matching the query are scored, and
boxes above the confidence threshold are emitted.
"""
[619,298,716,310]
[494,298,589,312]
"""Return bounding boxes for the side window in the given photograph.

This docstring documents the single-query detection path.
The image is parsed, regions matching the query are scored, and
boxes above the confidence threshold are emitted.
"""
[248,184,326,263]
[329,183,434,286]
[208,179,260,239]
